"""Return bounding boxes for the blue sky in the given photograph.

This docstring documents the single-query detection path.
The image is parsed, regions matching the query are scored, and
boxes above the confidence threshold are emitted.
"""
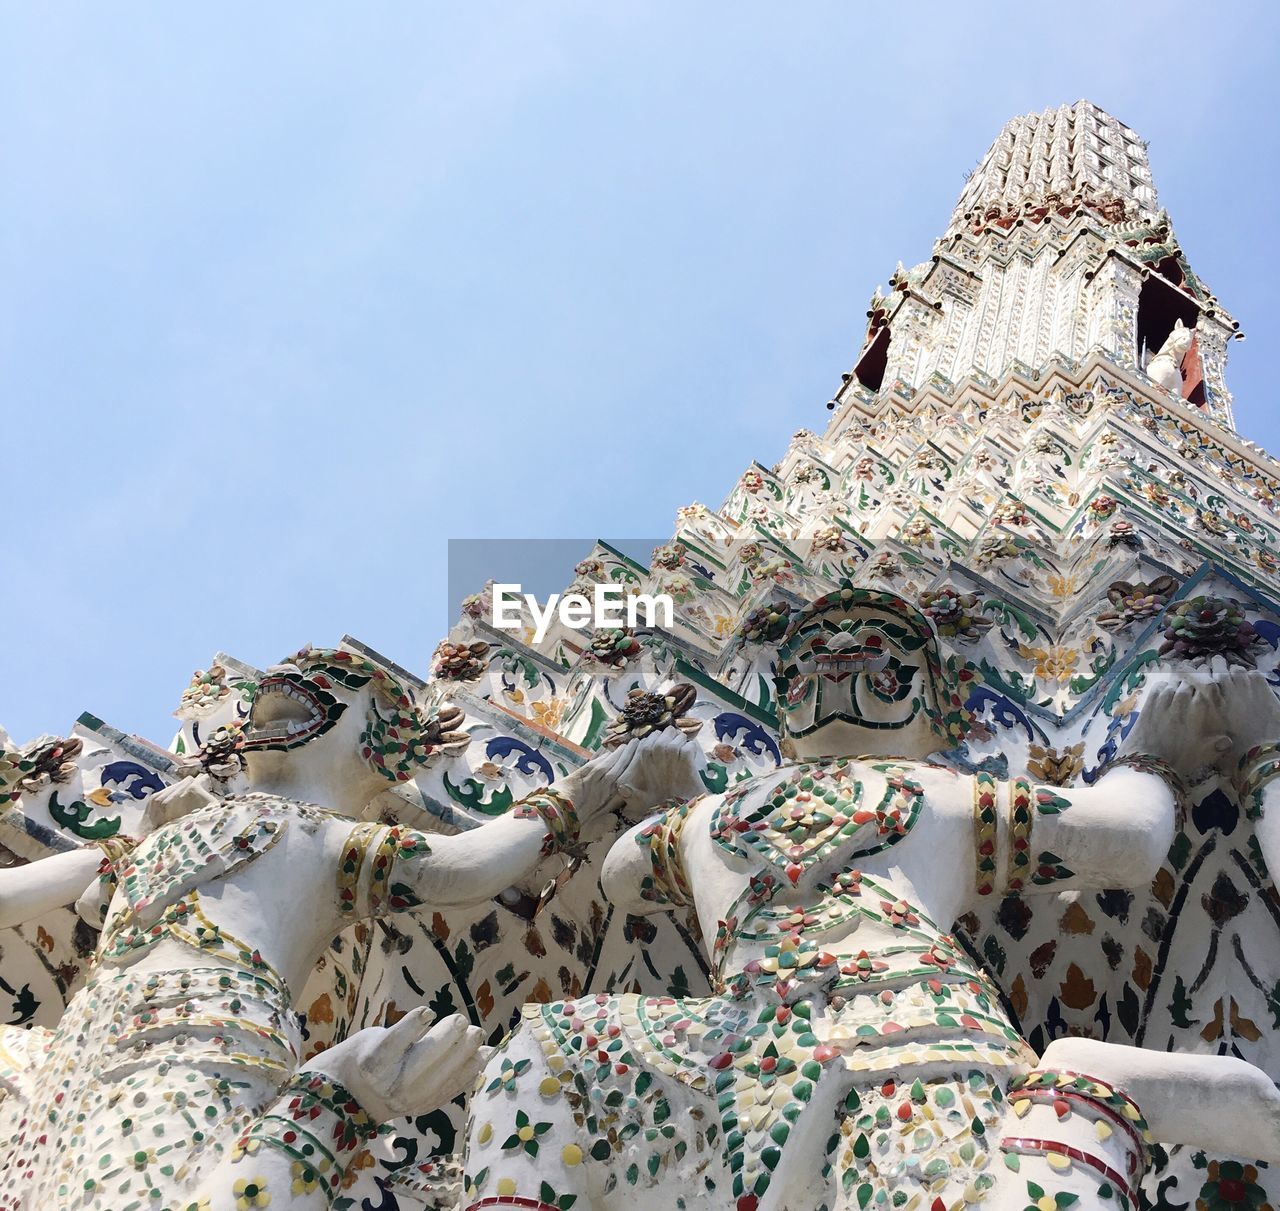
[3,2,1278,745]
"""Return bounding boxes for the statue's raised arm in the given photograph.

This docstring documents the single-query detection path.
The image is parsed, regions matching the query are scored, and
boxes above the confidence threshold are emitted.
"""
[0,744,221,931]
[952,669,1232,900]
[374,720,704,912]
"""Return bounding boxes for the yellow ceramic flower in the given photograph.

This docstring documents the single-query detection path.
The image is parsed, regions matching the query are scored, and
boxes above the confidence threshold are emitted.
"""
[290,1161,320,1196]
[1018,643,1079,683]
[229,1136,261,1163]
[233,1176,271,1209]
[531,698,566,729]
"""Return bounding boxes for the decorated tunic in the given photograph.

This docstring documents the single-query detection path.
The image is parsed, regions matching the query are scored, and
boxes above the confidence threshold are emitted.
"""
[0,794,432,1211]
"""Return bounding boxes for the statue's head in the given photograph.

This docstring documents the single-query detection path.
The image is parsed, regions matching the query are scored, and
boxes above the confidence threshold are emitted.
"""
[241,646,431,808]
[773,587,971,761]
[1160,319,1195,359]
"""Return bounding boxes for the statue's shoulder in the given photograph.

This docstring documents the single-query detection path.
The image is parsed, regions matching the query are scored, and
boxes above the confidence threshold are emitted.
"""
[145,794,277,843]
[117,795,296,922]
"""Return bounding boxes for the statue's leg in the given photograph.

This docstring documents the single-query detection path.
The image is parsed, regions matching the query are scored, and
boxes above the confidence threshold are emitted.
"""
[463,1035,593,1211]
[1036,1038,1279,1164]
[183,1012,484,1211]
[987,1062,1152,1211]
[987,1039,1280,1211]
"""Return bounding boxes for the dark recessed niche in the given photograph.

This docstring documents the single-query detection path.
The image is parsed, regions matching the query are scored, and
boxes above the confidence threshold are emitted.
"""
[853,324,890,392]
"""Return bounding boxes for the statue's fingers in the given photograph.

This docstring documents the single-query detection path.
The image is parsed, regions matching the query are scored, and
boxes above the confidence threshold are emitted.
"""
[402,1006,442,1041]
[378,1006,431,1052]
[404,1029,483,1101]
[423,1012,472,1046]
[1248,672,1276,705]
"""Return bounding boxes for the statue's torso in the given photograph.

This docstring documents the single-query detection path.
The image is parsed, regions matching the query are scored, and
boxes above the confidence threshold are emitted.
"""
[690,758,974,980]
[708,758,926,877]
[97,795,340,976]
[467,759,1033,1211]
[0,795,348,1210]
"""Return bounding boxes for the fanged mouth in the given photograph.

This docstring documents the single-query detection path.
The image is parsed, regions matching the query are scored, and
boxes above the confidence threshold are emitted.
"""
[242,676,329,749]
[814,652,890,679]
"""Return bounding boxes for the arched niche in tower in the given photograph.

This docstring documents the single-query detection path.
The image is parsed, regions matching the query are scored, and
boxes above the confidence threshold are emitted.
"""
[1136,259,1206,407]
[852,313,891,392]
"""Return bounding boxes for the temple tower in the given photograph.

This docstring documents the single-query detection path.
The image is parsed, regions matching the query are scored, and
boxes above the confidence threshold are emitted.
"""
[831,101,1240,433]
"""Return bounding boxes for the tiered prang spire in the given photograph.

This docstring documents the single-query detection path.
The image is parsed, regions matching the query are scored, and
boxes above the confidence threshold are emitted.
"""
[828,100,1240,433]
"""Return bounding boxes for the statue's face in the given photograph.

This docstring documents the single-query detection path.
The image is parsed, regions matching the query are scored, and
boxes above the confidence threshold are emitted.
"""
[242,647,430,787]
[1160,320,1193,358]
[776,594,943,760]
[242,662,353,753]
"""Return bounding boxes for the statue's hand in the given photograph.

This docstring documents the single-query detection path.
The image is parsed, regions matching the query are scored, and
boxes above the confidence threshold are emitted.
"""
[139,776,218,834]
[614,727,704,813]
[1204,662,1280,768]
[569,729,703,822]
[1117,666,1231,776]
[307,1009,485,1123]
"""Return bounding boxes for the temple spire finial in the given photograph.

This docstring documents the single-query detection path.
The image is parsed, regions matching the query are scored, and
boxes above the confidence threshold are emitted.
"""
[948,101,1158,237]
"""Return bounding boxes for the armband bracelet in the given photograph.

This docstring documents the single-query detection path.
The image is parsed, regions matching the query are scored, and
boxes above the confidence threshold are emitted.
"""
[1235,742,1280,820]
[637,797,696,907]
[93,835,138,867]
[972,772,998,897]
[512,789,582,857]
[367,825,431,916]
[336,822,381,917]
[1099,753,1188,803]
[1006,777,1032,893]
[335,822,432,919]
